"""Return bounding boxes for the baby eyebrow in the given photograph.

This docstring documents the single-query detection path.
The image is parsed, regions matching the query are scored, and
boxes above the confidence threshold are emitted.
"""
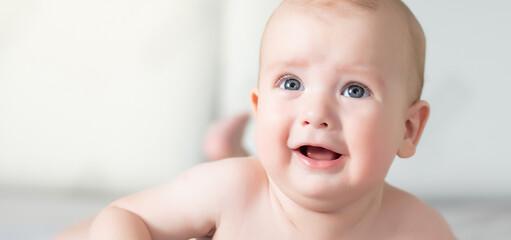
[336,64,382,81]
[264,59,310,72]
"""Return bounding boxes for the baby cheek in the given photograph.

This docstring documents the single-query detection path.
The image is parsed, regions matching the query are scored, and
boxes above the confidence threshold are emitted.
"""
[254,122,290,184]
[345,114,399,182]
[255,106,289,161]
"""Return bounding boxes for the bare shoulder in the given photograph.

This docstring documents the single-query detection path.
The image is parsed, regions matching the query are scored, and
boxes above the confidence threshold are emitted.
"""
[378,183,456,240]
[162,156,267,208]
[179,156,269,211]
[107,156,267,239]
[193,156,266,194]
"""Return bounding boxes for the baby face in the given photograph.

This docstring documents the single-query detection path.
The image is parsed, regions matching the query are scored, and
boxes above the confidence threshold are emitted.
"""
[252,2,418,210]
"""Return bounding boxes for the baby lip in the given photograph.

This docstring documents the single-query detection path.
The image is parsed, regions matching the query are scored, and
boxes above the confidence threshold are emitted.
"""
[298,145,342,160]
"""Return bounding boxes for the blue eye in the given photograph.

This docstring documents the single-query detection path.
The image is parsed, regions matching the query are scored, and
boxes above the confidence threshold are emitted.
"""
[342,84,370,98]
[278,77,303,91]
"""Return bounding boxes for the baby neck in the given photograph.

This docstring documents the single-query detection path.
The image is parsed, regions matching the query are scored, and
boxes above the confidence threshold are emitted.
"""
[269,182,384,240]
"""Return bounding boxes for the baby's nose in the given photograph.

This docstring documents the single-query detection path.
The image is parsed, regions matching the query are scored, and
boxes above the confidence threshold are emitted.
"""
[300,98,336,130]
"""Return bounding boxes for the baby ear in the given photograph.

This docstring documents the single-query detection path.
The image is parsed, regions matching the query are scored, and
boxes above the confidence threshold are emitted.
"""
[397,100,430,158]
[250,87,259,116]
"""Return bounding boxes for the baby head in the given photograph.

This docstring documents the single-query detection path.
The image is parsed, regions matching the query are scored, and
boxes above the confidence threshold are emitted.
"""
[251,0,430,210]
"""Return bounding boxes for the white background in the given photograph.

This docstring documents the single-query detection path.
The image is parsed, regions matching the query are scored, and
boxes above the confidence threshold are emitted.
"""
[1,0,510,199]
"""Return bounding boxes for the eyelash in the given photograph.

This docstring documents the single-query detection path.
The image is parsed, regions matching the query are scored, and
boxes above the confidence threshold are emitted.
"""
[276,74,303,91]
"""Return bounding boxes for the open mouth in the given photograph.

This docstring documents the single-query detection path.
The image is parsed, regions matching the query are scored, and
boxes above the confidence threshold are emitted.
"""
[298,145,342,161]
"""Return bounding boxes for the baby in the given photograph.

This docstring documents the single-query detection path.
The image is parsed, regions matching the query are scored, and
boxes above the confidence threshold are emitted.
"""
[58,0,456,239]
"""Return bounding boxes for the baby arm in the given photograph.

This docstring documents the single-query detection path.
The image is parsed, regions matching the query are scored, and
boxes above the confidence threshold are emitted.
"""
[89,206,151,239]
[87,161,230,240]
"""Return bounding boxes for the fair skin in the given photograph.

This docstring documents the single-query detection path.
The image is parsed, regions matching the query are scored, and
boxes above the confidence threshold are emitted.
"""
[56,0,455,239]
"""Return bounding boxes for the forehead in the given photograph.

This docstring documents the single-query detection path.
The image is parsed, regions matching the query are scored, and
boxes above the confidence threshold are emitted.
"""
[260,1,413,85]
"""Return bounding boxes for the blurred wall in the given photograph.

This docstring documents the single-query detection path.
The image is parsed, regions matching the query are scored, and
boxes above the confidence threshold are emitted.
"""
[0,0,221,193]
[1,0,510,198]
